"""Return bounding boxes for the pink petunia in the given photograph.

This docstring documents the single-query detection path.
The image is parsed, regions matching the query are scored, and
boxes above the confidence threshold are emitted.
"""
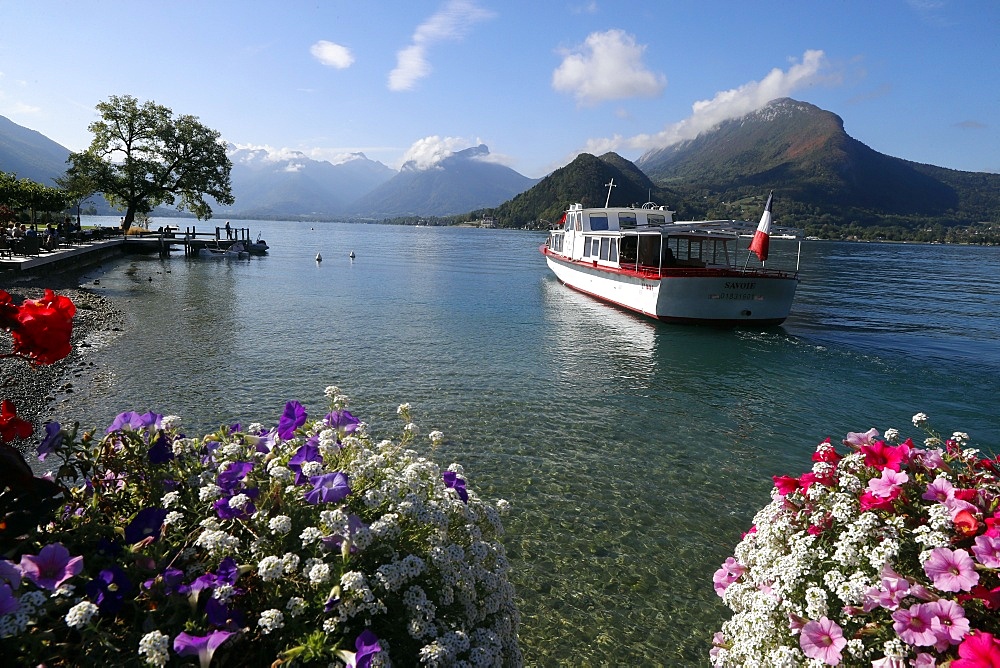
[868,469,908,498]
[18,543,84,591]
[713,557,745,597]
[860,440,907,471]
[892,603,941,647]
[923,476,955,503]
[843,428,880,447]
[926,598,970,651]
[973,535,1000,568]
[772,475,800,496]
[864,564,911,612]
[923,547,979,593]
[800,617,847,665]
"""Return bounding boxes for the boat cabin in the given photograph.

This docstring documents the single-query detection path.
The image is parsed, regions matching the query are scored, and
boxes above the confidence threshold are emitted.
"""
[547,203,740,275]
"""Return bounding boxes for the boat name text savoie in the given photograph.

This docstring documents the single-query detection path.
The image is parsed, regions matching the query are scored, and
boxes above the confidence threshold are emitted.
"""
[724,281,756,289]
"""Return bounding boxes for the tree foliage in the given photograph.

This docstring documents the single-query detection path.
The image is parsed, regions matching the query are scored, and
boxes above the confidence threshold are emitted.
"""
[0,171,68,223]
[67,95,234,225]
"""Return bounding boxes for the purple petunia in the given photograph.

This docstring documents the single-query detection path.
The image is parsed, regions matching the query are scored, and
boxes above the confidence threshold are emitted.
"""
[277,400,307,439]
[124,507,169,545]
[37,421,63,461]
[174,630,233,668]
[443,470,469,503]
[86,565,132,613]
[347,629,382,668]
[106,411,162,434]
[19,543,83,591]
[0,583,20,616]
[147,432,174,464]
[305,471,351,505]
[217,461,254,494]
[288,440,321,485]
[324,409,360,435]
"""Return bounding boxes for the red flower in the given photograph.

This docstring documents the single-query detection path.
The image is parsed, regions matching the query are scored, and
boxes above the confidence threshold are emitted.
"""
[0,400,33,443]
[954,509,980,537]
[8,289,75,365]
[773,475,800,496]
[859,488,899,512]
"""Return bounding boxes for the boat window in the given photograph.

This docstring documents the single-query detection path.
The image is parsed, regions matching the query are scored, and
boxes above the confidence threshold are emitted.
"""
[564,214,572,231]
[648,214,665,227]
[599,237,610,260]
[574,214,582,232]
[609,238,618,263]
[619,213,636,228]
[589,213,609,231]
[619,236,637,264]
[584,236,593,257]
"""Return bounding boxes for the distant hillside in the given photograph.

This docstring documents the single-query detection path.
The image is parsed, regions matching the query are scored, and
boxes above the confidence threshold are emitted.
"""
[477,152,688,228]
[636,98,1000,228]
[0,115,71,186]
[351,145,537,218]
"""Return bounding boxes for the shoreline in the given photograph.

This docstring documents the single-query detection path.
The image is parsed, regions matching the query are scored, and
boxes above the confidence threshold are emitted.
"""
[1,266,126,462]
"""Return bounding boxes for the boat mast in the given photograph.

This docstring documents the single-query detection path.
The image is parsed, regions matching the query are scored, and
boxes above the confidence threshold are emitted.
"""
[605,178,616,207]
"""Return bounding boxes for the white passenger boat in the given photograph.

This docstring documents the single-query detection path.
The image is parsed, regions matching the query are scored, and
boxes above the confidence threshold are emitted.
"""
[540,191,800,325]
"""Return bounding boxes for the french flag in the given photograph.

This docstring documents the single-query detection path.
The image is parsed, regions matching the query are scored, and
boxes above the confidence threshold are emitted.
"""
[748,191,773,262]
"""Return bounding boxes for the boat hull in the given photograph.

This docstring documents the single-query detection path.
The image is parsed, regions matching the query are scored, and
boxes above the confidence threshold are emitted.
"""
[544,252,797,325]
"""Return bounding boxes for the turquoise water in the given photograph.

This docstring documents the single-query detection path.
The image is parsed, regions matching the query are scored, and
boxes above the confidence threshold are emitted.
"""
[54,218,1000,665]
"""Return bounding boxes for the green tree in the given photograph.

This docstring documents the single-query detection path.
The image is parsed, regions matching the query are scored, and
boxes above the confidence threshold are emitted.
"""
[67,95,234,227]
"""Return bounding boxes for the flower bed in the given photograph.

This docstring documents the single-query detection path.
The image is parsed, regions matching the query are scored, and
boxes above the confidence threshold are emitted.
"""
[712,416,1000,666]
[1,289,521,666]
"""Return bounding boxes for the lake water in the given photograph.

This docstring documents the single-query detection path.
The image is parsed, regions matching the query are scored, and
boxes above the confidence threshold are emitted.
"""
[52,217,1000,665]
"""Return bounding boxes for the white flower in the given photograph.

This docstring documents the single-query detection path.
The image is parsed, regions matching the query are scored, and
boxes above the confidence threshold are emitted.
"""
[258,609,285,634]
[228,493,250,509]
[161,491,182,508]
[300,526,323,545]
[161,415,182,430]
[138,630,170,667]
[268,515,292,534]
[308,562,331,585]
[286,596,307,617]
[883,428,899,443]
[912,412,929,427]
[397,403,411,415]
[257,556,284,581]
[268,465,293,483]
[404,422,419,434]
[198,484,222,502]
[64,601,99,629]
[428,430,445,445]
[163,511,184,527]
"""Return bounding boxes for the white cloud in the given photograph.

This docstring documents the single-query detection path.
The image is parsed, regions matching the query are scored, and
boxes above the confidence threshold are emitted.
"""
[552,29,666,105]
[310,40,355,69]
[400,135,470,169]
[582,49,837,156]
[388,0,496,91]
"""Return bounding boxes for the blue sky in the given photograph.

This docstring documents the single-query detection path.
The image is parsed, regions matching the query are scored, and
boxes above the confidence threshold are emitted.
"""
[1,0,997,178]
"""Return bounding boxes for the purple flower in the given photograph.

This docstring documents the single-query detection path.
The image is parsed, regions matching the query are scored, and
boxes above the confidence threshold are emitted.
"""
[321,514,366,554]
[443,470,469,503]
[346,629,382,668]
[324,409,360,434]
[288,440,321,485]
[213,495,256,520]
[923,476,955,502]
[37,421,63,461]
[277,400,307,439]
[0,559,22,589]
[217,461,254,494]
[86,565,132,613]
[305,472,351,505]
[868,469,908,498]
[124,507,169,544]
[924,547,980,592]
[205,596,245,630]
[799,616,847,665]
[893,603,941,646]
[106,411,162,433]
[174,630,234,668]
[143,567,188,595]
[215,557,240,586]
[147,432,174,464]
[19,543,83,591]
[0,583,19,616]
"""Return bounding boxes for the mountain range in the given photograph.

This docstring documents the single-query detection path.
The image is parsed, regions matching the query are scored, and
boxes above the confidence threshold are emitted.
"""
[2,98,998,229]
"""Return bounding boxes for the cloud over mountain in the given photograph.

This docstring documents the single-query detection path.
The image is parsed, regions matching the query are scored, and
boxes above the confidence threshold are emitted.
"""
[552,29,666,105]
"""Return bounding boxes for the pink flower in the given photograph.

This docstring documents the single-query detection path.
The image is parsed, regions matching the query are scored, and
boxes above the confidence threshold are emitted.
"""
[911,653,937,668]
[713,557,745,596]
[914,447,945,471]
[952,630,1000,668]
[860,488,899,512]
[18,543,84,591]
[860,440,908,471]
[923,547,979,593]
[868,469,908,498]
[926,598,970,651]
[864,564,910,611]
[923,476,955,503]
[843,428,880,447]
[892,603,941,646]
[973,535,1000,568]
[772,475,800,496]
[799,617,847,665]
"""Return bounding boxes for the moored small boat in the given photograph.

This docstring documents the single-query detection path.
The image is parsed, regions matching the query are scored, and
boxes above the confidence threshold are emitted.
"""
[540,190,800,325]
[200,241,249,260]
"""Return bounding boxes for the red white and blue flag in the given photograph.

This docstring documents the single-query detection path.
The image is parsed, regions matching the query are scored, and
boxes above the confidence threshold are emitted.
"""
[748,191,773,262]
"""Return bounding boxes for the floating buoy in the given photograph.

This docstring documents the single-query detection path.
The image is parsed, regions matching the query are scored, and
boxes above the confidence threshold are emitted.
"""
[316,253,322,262]
[349,251,355,259]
